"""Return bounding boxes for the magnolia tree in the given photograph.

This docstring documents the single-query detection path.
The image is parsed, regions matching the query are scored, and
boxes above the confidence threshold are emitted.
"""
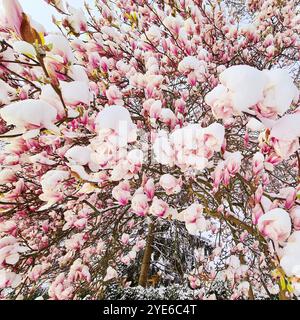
[0,0,299,300]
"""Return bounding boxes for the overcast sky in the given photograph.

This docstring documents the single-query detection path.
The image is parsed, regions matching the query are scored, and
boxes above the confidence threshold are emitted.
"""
[19,0,93,31]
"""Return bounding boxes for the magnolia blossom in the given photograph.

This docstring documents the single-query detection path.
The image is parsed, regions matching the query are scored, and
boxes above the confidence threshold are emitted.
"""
[159,174,181,195]
[60,81,91,106]
[143,178,155,200]
[0,99,59,135]
[149,197,171,218]
[206,65,299,119]
[179,203,207,236]
[0,0,23,36]
[290,206,300,230]
[144,25,161,44]
[267,113,300,159]
[252,152,265,175]
[112,181,131,205]
[178,56,205,81]
[64,4,87,34]
[48,273,74,300]
[0,168,16,184]
[131,192,149,216]
[39,170,70,209]
[95,105,137,143]
[224,151,243,176]
[257,208,292,242]
[154,122,225,172]
[280,232,300,278]
[0,236,27,266]
[45,34,74,63]
[0,270,22,289]
[106,85,123,105]
[68,259,91,283]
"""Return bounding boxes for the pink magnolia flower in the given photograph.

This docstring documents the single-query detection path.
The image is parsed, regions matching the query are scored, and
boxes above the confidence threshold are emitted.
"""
[28,263,50,282]
[0,220,17,236]
[290,206,300,230]
[60,81,91,106]
[131,193,149,217]
[121,233,130,245]
[252,204,264,225]
[0,270,22,289]
[39,170,70,209]
[180,203,207,236]
[203,123,225,152]
[280,232,300,279]
[112,181,131,206]
[257,208,291,242]
[64,4,87,33]
[149,197,170,218]
[134,239,146,252]
[0,236,27,266]
[0,0,23,37]
[149,100,162,120]
[65,146,91,166]
[143,178,155,200]
[279,187,296,210]
[48,273,74,300]
[127,149,144,174]
[95,105,137,143]
[68,259,91,283]
[45,34,74,64]
[224,151,243,175]
[0,168,17,184]
[106,85,123,106]
[121,255,131,266]
[252,152,264,176]
[159,174,182,195]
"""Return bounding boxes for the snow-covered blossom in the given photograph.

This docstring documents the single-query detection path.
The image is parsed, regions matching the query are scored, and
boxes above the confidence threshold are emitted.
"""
[95,105,137,143]
[0,100,59,135]
[154,122,225,172]
[257,208,292,242]
[206,65,299,119]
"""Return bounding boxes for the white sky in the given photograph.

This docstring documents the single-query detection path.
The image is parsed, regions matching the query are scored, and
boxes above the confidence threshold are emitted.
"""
[18,0,93,31]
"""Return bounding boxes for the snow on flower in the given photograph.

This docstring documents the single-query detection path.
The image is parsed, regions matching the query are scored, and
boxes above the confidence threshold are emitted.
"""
[257,208,292,243]
[0,99,59,135]
[206,65,299,120]
[280,232,300,277]
[154,122,225,172]
[95,105,137,144]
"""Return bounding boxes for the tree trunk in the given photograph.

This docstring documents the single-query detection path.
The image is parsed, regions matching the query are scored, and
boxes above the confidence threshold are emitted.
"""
[138,222,155,287]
